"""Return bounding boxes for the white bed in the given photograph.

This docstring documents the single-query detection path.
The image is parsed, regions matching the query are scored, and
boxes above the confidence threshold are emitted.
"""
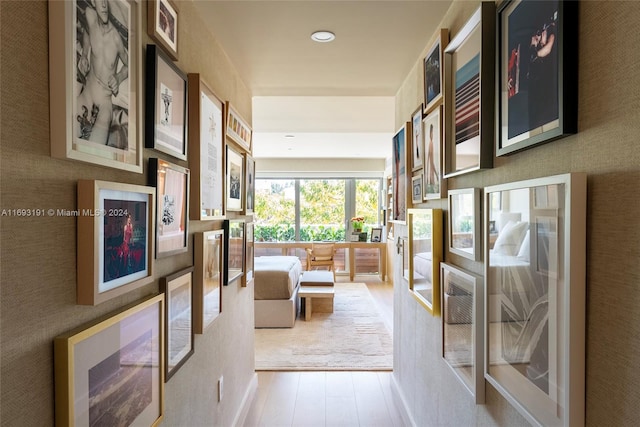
[254,256,303,328]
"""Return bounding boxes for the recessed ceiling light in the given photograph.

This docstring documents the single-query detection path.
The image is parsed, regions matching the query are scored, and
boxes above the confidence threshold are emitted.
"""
[284,134,295,138]
[311,31,335,43]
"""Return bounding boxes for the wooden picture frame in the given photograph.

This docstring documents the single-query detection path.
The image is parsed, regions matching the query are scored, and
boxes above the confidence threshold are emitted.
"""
[48,0,143,173]
[147,0,178,60]
[225,101,252,152]
[412,175,423,204]
[77,180,155,305]
[441,262,485,403]
[225,145,244,212]
[54,294,164,426]
[448,188,481,261]
[223,218,245,286]
[149,158,189,258]
[411,104,424,171]
[443,2,495,177]
[145,44,187,160]
[194,230,224,334]
[484,173,586,426]
[496,0,578,156]
[408,208,443,316]
[245,154,255,214]
[423,105,447,200]
[161,267,194,381]
[392,123,410,224]
[423,28,449,114]
[187,74,225,220]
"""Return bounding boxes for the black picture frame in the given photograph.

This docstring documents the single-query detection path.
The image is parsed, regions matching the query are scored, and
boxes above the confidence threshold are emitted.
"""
[145,44,188,160]
[496,0,578,156]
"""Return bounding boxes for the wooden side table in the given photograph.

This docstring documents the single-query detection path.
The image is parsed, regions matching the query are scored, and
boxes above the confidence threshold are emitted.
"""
[298,286,335,321]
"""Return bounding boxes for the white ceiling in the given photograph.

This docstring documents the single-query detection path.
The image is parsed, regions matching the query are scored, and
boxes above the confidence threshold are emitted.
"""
[192,0,452,159]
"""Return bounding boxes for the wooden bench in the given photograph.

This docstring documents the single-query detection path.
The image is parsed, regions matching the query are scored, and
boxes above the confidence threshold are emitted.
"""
[298,286,335,321]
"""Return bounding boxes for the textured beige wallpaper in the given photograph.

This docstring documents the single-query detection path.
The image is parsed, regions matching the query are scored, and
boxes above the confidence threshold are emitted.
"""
[393,1,640,426]
[0,1,254,426]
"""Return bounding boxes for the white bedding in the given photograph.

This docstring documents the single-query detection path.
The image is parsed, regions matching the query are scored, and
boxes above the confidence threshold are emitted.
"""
[254,256,302,300]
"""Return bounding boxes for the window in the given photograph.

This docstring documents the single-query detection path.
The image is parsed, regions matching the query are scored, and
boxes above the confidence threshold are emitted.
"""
[300,179,345,241]
[254,179,295,241]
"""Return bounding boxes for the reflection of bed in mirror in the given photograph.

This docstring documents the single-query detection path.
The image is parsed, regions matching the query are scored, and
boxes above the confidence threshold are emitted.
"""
[487,210,555,396]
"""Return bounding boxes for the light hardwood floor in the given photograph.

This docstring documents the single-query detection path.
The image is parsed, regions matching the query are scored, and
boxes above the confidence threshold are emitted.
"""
[246,275,401,426]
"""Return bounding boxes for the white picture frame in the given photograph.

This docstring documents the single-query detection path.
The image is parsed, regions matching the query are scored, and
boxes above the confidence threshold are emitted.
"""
[448,188,481,261]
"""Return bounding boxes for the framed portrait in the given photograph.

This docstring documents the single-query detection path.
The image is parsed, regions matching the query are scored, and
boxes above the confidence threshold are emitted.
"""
[448,188,481,261]
[407,209,443,316]
[48,0,143,173]
[187,74,225,220]
[147,0,178,60]
[411,104,424,171]
[423,105,446,200]
[496,0,578,156]
[225,101,252,152]
[245,222,255,287]
[423,29,449,113]
[484,173,586,426]
[77,180,155,306]
[145,44,187,161]
[225,145,244,212]
[149,158,189,258]
[412,175,423,204]
[223,219,245,286]
[54,294,164,426]
[161,267,194,381]
[392,123,409,224]
[441,262,485,403]
[194,230,224,334]
[245,154,255,214]
[443,3,495,178]
[370,228,383,243]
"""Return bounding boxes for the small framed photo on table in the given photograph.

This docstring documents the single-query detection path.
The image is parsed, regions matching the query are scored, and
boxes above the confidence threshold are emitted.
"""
[370,228,383,243]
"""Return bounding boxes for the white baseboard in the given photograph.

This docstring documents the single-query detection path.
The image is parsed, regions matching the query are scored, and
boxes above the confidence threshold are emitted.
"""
[390,373,416,427]
[232,372,259,427]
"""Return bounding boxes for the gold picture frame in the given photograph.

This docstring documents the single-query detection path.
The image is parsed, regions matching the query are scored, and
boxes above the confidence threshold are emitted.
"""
[408,208,443,315]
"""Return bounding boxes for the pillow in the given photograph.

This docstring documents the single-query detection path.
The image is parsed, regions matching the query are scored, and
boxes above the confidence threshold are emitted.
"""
[517,230,530,262]
[493,221,528,256]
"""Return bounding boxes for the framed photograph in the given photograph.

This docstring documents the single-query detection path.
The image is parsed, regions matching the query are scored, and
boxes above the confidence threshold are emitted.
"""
[149,158,189,258]
[443,3,495,178]
[411,175,423,204]
[145,44,187,160]
[245,154,255,214]
[187,74,225,220]
[448,188,481,261]
[370,228,383,243]
[484,173,586,426]
[423,28,449,113]
[48,0,143,172]
[54,294,164,426]
[147,0,178,60]
[245,222,255,287]
[226,145,244,212]
[392,123,410,223]
[194,230,224,334]
[223,219,245,286]
[408,208,443,315]
[161,267,194,381]
[411,104,424,171]
[423,105,446,200]
[441,262,485,403]
[77,180,155,306]
[496,0,578,156]
[225,101,252,152]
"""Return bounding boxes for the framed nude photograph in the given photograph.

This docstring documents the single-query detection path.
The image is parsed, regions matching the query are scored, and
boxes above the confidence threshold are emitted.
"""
[49,0,143,172]
[226,145,243,212]
[411,104,424,171]
[423,105,446,200]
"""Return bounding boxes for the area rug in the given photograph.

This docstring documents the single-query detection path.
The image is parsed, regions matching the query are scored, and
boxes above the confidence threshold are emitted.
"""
[254,283,393,371]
